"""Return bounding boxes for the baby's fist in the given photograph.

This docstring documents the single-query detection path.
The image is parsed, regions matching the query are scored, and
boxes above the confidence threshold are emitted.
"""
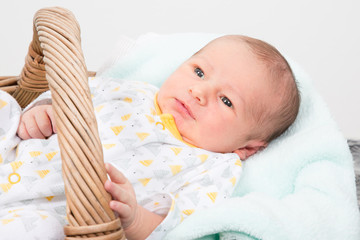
[17,105,57,140]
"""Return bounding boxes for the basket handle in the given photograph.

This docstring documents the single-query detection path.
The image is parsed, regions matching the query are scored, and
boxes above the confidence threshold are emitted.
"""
[24,7,124,239]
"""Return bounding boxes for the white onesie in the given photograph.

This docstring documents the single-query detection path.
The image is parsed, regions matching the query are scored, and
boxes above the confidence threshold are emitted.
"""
[0,76,242,239]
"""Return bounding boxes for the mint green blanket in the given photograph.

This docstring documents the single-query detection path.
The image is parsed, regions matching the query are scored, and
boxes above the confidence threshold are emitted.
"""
[101,33,360,240]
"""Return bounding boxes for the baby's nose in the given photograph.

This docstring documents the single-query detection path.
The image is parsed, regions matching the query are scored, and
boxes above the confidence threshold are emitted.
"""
[188,85,207,105]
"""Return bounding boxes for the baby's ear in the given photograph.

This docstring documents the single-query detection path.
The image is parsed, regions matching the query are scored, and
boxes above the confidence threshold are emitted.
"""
[233,140,267,160]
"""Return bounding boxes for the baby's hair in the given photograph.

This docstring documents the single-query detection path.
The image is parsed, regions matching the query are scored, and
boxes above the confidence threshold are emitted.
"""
[223,35,300,143]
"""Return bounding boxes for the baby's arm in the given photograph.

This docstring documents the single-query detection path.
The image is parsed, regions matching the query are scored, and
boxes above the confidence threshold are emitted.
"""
[17,100,57,140]
[104,163,165,240]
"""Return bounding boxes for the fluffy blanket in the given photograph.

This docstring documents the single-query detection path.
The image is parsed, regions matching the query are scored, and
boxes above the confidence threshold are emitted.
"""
[348,139,360,209]
[100,33,360,240]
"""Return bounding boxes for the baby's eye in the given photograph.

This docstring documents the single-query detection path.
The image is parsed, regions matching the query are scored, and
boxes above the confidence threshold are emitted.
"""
[194,67,204,79]
[221,96,232,108]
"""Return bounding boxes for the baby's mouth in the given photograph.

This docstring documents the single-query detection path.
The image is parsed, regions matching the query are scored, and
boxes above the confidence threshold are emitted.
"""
[176,99,195,119]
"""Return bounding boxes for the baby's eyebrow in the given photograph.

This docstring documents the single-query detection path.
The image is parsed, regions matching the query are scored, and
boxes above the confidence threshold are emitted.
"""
[194,55,214,73]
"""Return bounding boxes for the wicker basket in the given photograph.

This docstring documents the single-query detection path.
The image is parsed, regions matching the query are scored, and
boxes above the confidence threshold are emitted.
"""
[0,7,124,240]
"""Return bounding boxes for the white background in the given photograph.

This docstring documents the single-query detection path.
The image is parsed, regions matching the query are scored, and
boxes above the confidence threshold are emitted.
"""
[1,0,359,139]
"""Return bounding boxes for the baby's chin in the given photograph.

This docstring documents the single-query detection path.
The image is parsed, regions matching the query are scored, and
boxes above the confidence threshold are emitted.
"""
[181,135,197,146]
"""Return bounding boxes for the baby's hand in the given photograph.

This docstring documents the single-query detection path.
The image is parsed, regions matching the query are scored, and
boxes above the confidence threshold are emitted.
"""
[104,163,139,230]
[105,163,165,239]
[17,105,57,140]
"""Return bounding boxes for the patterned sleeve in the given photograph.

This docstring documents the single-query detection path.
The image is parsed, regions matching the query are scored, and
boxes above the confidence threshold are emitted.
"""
[0,91,22,164]
[147,155,242,239]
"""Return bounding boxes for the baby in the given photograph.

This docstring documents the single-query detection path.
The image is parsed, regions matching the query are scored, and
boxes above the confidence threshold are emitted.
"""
[9,35,299,239]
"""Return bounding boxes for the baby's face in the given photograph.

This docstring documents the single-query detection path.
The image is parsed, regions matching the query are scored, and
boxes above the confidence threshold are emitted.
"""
[157,38,271,154]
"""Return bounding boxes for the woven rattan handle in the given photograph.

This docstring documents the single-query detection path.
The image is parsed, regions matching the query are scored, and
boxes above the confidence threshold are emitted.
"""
[25,7,124,239]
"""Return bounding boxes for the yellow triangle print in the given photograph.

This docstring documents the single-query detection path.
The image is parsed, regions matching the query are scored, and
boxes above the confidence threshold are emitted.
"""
[170,147,182,155]
[10,161,23,172]
[198,154,208,163]
[8,209,24,214]
[138,178,151,186]
[182,209,194,216]
[170,165,182,176]
[139,160,153,167]
[145,115,155,124]
[124,97,132,103]
[40,214,48,220]
[0,99,8,109]
[95,105,104,113]
[0,154,3,164]
[235,159,242,166]
[45,196,55,201]
[230,177,237,187]
[103,144,116,150]
[135,89,146,94]
[0,183,12,193]
[207,192,218,203]
[183,182,190,187]
[180,214,184,222]
[29,151,42,157]
[169,200,175,212]
[36,170,50,179]
[121,114,132,121]
[136,132,150,141]
[111,126,125,136]
[1,219,14,225]
[112,86,121,92]
[151,108,157,116]
[45,151,58,161]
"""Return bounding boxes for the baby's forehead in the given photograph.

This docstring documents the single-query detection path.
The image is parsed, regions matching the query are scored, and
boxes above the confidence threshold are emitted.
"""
[197,37,246,54]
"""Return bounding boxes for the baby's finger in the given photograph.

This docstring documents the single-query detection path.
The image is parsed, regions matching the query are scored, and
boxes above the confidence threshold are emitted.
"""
[109,200,132,219]
[45,106,57,133]
[105,163,127,184]
[105,180,132,203]
[17,122,31,140]
[25,115,45,139]
[35,109,53,138]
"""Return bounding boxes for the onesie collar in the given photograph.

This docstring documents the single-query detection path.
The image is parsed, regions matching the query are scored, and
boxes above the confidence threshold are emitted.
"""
[154,93,195,148]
